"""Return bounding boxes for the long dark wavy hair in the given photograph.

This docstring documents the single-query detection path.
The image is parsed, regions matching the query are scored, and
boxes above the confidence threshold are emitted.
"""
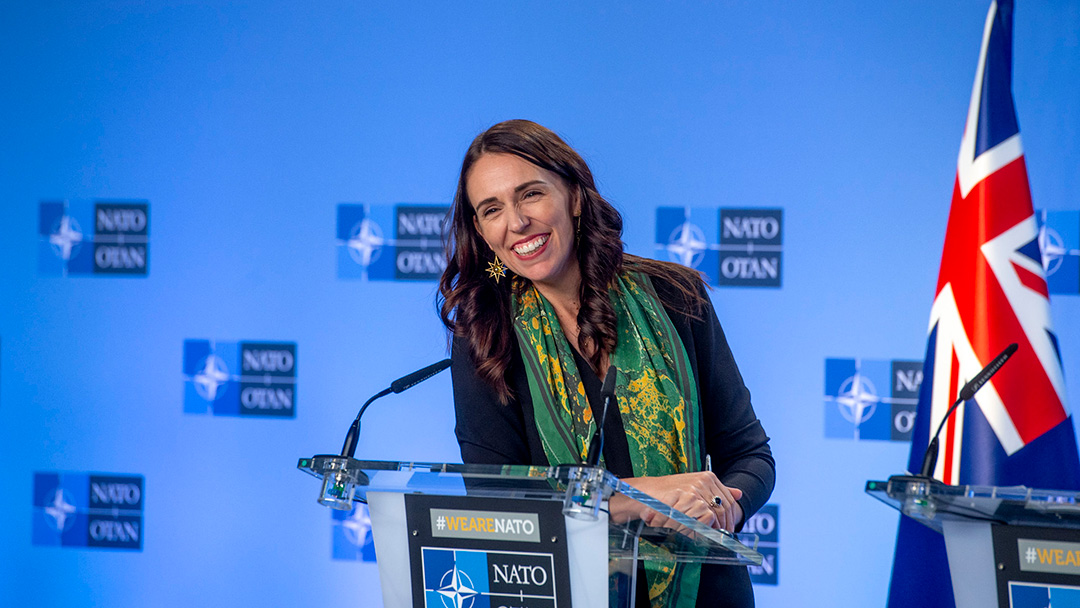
[438,120,706,403]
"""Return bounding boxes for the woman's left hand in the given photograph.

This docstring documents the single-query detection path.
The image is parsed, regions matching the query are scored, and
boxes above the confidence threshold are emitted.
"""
[612,472,745,533]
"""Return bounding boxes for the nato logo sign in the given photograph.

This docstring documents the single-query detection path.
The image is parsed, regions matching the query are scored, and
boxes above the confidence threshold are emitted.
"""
[1038,209,1080,294]
[824,358,921,441]
[33,472,144,550]
[421,548,557,608]
[655,207,783,287]
[183,340,297,418]
[336,203,449,281]
[332,503,376,562]
[745,504,779,586]
[38,200,149,276]
[407,495,570,608]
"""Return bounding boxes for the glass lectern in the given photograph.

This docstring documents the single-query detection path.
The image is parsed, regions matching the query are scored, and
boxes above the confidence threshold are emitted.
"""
[300,455,763,608]
[867,477,1080,608]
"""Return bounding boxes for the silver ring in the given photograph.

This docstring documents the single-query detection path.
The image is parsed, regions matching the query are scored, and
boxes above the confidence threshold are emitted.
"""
[712,495,723,508]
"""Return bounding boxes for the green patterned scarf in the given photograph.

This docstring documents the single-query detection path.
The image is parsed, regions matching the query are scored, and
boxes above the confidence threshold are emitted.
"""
[513,272,703,608]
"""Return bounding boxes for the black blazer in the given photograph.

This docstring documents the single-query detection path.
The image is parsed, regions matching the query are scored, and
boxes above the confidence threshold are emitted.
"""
[451,276,774,608]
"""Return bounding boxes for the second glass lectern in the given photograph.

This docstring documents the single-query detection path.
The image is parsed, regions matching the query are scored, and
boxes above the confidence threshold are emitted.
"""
[299,455,763,608]
[867,477,1080,607]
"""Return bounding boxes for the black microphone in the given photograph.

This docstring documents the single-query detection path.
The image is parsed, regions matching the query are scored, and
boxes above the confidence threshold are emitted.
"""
[957,343,1018,402]
[391,359,453,393]
[917,343,1018,478]
[340,358,452,458]
[585,366,618,467]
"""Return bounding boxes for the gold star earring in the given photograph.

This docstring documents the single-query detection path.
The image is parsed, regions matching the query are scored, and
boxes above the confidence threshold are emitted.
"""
[486,255,507,283]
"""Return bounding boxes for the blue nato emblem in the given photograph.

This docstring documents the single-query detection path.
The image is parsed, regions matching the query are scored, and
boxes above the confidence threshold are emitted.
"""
[38,201,91,275]
[183,340,296,418]
[1010,582,1080,608]
[824,359,921,441]
[655,207,719,283]
[1038,210,1080,294]
[33,472,144,550]
[38,200,149,276]
[422,548,491,608]
[332,503,376,562]
[744,504,779,586]
[336,203,449,281]
[655,207,783,287]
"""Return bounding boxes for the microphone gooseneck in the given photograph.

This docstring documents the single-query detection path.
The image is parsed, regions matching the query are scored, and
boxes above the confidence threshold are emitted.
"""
[917,343,1018,478]
[585,366,618,467]
[340,358,452,459]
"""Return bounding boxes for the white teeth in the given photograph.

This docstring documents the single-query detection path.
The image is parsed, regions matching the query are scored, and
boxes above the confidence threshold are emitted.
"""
[513,235,548,256]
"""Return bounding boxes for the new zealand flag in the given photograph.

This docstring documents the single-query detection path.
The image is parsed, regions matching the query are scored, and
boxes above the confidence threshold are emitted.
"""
[887,1,1080,606]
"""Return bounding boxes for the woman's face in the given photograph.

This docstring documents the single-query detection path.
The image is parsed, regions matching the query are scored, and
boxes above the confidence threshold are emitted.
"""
[467,153,581,293]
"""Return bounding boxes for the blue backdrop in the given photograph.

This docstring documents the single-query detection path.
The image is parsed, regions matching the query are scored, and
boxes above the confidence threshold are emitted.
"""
[2,1,1079,606]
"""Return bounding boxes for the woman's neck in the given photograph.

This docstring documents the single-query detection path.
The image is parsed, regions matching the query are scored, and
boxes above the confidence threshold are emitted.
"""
[532,267,583,325]
[533,271,610,378]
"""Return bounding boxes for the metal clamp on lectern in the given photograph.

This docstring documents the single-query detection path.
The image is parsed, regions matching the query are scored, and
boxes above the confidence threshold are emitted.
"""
[560,465,609,521]
[886,475,941,521]
[299,455,370,511]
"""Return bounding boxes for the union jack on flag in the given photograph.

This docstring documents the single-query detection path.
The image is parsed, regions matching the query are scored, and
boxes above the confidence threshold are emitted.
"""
[888,1,1080,606]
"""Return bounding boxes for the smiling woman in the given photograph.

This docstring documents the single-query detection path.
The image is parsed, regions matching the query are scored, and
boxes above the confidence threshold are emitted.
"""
[437,120,775,608]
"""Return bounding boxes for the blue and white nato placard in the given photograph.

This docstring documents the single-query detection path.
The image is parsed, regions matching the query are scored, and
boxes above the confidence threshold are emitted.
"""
[746,503,779,586]
[1039,210,1080,295]
[655,207,783,287]
[336,203,450,281]
[32,472,144,550]
[182,340,297,418]
[421,548,558,608]
[824,358,922,441]
[406,495,570,608]
[38,200,150,276]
